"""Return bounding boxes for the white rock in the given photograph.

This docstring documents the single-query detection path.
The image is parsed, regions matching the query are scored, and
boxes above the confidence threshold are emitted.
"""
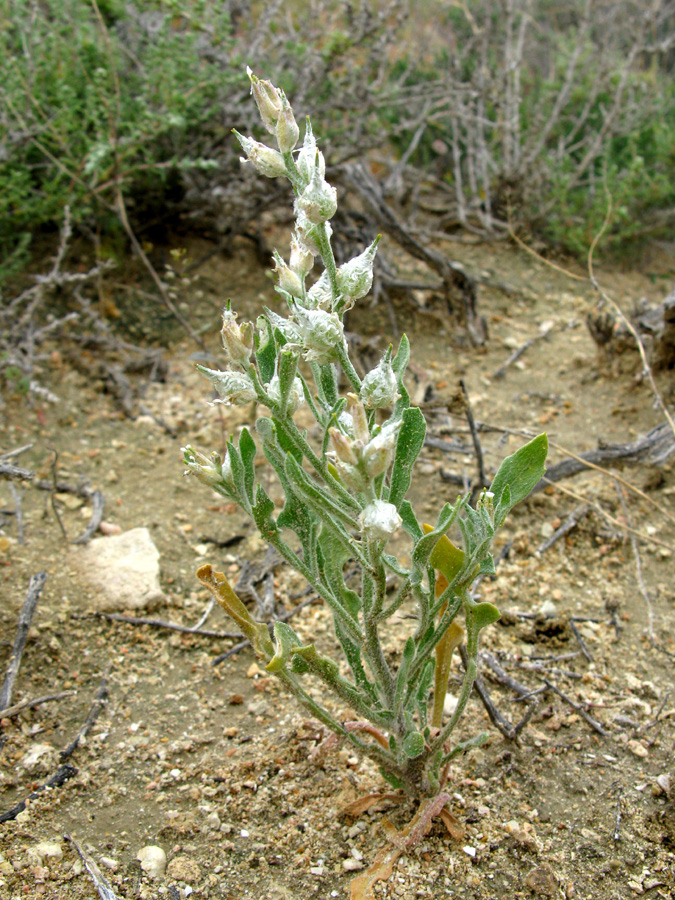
[26,841,62,866]
[18,743,57,774]
[538,599,557,618]
[136,845,167,879]
[71,527,164,611]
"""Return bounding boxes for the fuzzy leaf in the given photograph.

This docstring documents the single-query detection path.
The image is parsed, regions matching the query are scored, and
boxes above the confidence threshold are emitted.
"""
[255,316,276,384]
[389,406,426,508]
[266,621,304,673]
[472,601,501,631]
[490,433,548,526]
[402,731,425,759]
[239,427,257,504]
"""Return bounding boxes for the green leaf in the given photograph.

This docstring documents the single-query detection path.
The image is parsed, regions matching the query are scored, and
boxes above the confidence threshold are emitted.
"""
[389,406,426,508]
[252,484,276,538]
[472,601,501,631]
[382,554,410,577]
[391,333,411,418]
[490,433,548,526]
[399,500,423,542]
[319,363,339,406]
[266,622,304,673]
[394,636,416,711]
[402,731,425,759]
[255,316,276,384]
[239,427,256,504]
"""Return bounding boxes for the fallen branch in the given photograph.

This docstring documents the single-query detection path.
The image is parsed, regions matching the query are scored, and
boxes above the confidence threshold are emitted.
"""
[66,834,121,900]
[492,327,552,380]
[0,572,47,711]
[536,504,592,555]
[60,665,110,760]
[74,489,106,544]
[83,610,242,640]
[542,679,608,737]
[0,690,75,720]
[0,764,77,824]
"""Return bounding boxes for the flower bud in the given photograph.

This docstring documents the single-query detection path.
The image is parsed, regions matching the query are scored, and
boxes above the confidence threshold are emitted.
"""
[234,131,286,178]
[273,250,303,297]
[267,373,305,414]
[337,236,380,303]
[296,120,326,185]
[292,306,344,363]
[296,166,337,224]
[362,420,401,478]
[358,500,402,542]
[247,67,283,134]
[360,349,399,409]
[346,394,370,445]
[305,270,332,310]
[196,365,257,406]
[221,305,254,364]
[182,445,235,493]
[476,489,495,520]
[289,234,315,278]
[295,210,332,256]
[329,427,359,466]
[275,96,300,154]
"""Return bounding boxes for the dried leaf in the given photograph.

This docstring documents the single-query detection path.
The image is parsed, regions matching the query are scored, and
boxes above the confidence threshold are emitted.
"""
[439,808,465,840]
[341,792,401,818]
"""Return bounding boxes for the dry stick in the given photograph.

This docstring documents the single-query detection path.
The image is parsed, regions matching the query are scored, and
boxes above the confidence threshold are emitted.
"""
[49,450,68,540]
[480,651,531,697]
[66,833,121,900]
[459,378,486,490]
[542,679,608,737]
[0,764,78,824]
[588,182,675,443]
[0,572,47,711]
[85,610,242,640]
[614,481,656,647]
[60,664,111,761]
[536,504,591,555]
[8,482,24,544]
[459,646,536,740]
[73,489,105,544]
[569,619,594,664]
[492,327,551,380]
[0,690,75,720]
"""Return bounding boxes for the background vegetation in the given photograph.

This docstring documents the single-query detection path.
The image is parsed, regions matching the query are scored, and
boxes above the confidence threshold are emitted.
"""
[1,0,674,289]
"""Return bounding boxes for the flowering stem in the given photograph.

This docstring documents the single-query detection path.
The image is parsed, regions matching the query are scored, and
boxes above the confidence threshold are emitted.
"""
[336,341,362,393]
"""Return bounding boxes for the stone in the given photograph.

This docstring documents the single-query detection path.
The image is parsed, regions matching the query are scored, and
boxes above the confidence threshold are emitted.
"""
[26,841,63,867]
[167,855,202,882]
[136,845,167,879]
[18,743,58,775]
[525,864,558,896]
[71,527,164,611]
[627,740,649,759]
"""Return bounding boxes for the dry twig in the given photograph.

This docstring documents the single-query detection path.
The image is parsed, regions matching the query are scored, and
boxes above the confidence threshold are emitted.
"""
[0,572,47,712]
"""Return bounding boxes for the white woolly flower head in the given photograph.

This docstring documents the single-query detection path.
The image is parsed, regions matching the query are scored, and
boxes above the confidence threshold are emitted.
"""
[305,270,332,310]
[358,500,402,542]
[233,131,286,178]
[360,348,399,409]
[292,305,344,363]
[362,419,402,478]
[221,305,254,365]
[296,165,338,225]
[196,365,257,407]
[247,67,283,134]
[337,236,380,305]
[296,120,326,185]
[182,445,234,492]
[266,373,305,414]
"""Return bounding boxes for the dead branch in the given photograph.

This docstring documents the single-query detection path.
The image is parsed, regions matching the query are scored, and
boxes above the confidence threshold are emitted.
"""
[0,764,77,824]
[66,834,121,900]
[60,664,111,760]
[0,572,47,712]
[73,490,106,545]
[536,504,591,554]
[531,424,675,494]
[0,690,76,720]
[492,325,552,380]
[542,679,609,737]
[82,611,242,640]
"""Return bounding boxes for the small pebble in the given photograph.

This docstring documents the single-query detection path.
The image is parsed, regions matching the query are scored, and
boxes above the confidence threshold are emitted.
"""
[136,846,167,879]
